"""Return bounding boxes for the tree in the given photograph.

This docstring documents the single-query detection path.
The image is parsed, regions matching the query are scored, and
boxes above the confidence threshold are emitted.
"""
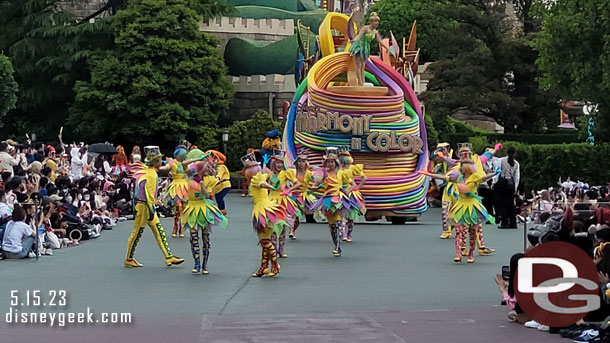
[226,110,282,171]
[420,0,558,133]
[533,0,610,142]
[0,0,110,140]
[0,54,18,123]
[70,0,234,149]
[368,0,456,62]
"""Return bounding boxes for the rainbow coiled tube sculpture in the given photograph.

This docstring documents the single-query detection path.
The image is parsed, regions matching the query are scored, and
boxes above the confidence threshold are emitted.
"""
[282,14,429,217]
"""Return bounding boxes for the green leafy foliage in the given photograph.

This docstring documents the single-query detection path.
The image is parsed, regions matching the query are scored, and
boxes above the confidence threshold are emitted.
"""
[0,54,18,122]
[423,114,438,151]
[383,0,559,133]
[0,0,112,140]
[70,0,233,150]
[533,0,610,142]
[226,110,282,171]
[369,0,457,62]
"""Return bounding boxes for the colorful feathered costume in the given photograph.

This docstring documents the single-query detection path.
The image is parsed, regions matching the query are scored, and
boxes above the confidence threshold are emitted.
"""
[165,148,190,238]
[339,148,367,242]
[450,148,495,263]
[124,146,184,268]
[292,153,316,239]
[248,168,288,277]
[310,151,355,256]
[182,161,228,274]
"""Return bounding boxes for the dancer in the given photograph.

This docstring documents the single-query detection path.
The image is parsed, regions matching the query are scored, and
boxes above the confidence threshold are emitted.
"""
[242,153,287,277]
[348,12,389,86]
[207,150,231,216]
[159,147,198,238]
[291,150,316,239]
[436,144,500,255]
[450,146,497,263]
[267,150,301,258]
[338,147,366,242]
[311,148,353,256]
[125,146,184,267]
[182,160,228,274]
[432,143,454,239]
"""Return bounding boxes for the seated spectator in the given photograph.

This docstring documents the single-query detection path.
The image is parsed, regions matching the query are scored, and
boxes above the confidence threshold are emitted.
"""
[496,253,527,323]
[1,205,36,259]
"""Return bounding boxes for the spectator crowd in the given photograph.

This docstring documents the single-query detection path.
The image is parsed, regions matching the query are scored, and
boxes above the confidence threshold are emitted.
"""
[0,137,139,260]
[496,181,610,342]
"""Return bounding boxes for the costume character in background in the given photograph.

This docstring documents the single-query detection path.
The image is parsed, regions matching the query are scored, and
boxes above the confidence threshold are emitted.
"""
[124,146,184,268]
[348,12,389,86]
[291,150,316,239]
[310,148,354,256]
[182,159,228,274]
[260,129,281,167]
[207,150,231,215]
[130,146,141,164]
[112,145,129,175]
[338,147,366,242]
[267,150,301,258]
[242,153,287,277]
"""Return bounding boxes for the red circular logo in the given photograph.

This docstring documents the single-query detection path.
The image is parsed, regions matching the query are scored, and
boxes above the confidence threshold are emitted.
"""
[514,241,600,327]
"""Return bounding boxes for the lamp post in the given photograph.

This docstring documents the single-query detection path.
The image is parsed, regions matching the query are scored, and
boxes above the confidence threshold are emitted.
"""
[222,129,229,156]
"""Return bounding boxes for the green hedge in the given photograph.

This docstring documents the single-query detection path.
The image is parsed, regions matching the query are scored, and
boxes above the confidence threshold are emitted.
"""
[445,132,581,147]
[485,141,610,191]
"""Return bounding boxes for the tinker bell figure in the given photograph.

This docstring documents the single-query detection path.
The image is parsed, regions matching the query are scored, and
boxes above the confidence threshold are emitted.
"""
[348,11,389,86]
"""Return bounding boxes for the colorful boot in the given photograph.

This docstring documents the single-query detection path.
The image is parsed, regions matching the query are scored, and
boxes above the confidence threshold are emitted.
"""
[346,220,354,242]
[172,203,182,237]
[467,226,477,263]
[476,224,494,255]
[440,201,452,239]
[330,224,341,256]
[267,240,280,277]
[289,219,299,240]
[201,231,210,274]
[278,229,287,258]
[190,227,200,273]
[454,225,465,263]
[252,240,269,277]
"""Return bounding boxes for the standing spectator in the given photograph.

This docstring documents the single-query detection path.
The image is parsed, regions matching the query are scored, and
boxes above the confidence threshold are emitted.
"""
[0,142,18,176]
[43,146,58,182]
[494,146,520,228]
[70,147,85,181]
[1,205,36,259]
[29,161,42,192]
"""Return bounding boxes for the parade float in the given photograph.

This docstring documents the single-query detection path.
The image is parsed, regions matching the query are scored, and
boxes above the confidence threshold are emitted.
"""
[282,11,429,223]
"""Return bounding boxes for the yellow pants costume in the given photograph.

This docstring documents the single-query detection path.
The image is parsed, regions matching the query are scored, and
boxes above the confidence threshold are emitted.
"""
[126,202,173,260]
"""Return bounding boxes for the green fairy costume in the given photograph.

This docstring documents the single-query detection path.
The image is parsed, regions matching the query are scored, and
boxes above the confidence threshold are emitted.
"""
[348,31,376,59]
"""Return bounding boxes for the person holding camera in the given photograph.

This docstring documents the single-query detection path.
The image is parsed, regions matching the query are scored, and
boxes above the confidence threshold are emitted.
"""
[1,205,36,259]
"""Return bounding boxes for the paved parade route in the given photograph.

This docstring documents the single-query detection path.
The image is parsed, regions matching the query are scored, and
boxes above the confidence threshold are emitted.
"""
[0,195,569,342]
